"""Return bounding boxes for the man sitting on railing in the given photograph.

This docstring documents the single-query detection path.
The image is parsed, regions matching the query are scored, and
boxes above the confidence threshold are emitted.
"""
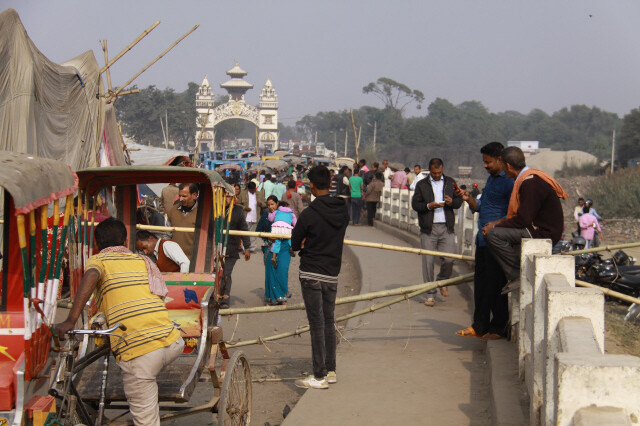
[56,218,184,426]
[483,146,568,294]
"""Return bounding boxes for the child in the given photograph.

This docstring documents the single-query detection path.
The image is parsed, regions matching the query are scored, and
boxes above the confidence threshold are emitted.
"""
[268,201,297,268]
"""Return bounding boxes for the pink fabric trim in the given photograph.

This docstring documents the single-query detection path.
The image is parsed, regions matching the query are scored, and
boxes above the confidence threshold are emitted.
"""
[14,168,79,215]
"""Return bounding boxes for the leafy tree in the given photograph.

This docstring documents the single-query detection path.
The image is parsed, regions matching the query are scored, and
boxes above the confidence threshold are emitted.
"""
[362,77,425,113]
[618,108,640,161]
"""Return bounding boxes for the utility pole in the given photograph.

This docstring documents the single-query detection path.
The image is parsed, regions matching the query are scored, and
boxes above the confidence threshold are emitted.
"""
[333,131,337,154]
[611,128,616,174]
[165,110,169,149]
[344,129,348,157]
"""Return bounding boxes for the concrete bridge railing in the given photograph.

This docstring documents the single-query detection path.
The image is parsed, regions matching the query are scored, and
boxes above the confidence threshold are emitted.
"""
[376,188,640,425]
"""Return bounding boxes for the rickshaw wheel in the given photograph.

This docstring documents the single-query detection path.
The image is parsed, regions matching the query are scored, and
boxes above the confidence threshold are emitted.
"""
[216,351,252,426]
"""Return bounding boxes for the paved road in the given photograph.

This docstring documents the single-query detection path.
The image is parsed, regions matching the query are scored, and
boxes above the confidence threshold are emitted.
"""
[283,225,491,426]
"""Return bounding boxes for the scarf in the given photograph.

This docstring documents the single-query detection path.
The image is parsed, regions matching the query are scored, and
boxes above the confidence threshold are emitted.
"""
[507,168,569,219]
[286,188,294,199]
[99,246,168,298]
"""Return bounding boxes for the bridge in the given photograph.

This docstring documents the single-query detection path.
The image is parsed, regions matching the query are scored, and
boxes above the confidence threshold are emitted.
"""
[183,187,639,425]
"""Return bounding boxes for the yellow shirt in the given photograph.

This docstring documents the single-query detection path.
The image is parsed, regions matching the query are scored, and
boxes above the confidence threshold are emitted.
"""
[86,252,180,362]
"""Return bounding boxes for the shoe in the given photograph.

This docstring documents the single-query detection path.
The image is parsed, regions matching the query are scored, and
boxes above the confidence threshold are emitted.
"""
[271,258,278,268]
[456,326,479,337]
[424,297,435,307]
[220,302,229,309]
[326,371,337,384]
[294,375,329,389]
[481,333,503,341]
[501,278,521,295]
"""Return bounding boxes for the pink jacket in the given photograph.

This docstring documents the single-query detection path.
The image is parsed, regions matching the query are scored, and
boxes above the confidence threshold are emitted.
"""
[579,213,601,241]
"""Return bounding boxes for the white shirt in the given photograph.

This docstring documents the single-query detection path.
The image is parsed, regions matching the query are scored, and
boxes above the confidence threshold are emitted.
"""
[154,239,190,273]
[429,176,446,223]
[246,191,258,223]
[410,172,427,190]
[383,168,393,188]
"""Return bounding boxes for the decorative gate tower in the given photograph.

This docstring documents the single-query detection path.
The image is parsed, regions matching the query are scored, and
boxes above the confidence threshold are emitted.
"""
[195,63,278,152]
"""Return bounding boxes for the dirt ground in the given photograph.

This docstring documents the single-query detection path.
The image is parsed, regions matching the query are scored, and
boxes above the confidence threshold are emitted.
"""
[164,249,361,426]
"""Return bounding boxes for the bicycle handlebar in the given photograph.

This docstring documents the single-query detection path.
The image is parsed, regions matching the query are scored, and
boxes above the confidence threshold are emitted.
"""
[68,322,127,336]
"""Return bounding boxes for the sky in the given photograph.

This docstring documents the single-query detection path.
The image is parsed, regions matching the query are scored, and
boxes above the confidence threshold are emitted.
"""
[5,1,640,125]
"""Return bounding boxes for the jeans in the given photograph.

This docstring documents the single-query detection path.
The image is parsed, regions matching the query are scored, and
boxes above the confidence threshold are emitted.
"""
[366,201,378,226]
[300,278,337,379]
[472,246,508,335]
[351,198,363,225]
[485,227,532,281]
[222,257,238,299]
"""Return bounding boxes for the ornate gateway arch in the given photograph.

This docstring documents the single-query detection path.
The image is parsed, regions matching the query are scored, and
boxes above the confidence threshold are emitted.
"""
[195,63,278,152]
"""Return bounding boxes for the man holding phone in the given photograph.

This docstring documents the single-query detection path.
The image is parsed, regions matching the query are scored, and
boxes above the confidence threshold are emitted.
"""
[411,158,463,306]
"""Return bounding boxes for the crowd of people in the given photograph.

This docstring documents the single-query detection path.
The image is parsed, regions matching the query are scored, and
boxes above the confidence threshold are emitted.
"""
[54,143,579,418]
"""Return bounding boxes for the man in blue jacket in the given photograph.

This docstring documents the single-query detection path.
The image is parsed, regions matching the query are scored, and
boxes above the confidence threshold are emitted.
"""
[411,158,463,307]
[456,142,514,339]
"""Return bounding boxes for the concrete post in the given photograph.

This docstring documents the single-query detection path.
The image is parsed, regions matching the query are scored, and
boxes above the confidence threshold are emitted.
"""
[381,187,391,223]
[555,353,640,426]
[399,190,410,230]
[543,276,604,425]
[390,188,400,226]
[530,255,574,425]
[517,239,552,378]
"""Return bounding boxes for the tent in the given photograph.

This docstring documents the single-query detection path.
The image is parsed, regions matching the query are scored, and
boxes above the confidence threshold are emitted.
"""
[0,9,126,169]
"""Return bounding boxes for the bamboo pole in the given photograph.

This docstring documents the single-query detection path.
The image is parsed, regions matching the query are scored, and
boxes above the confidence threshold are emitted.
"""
[100,21,161,74]
[227,274,473,349]
[220,273,474,315]
[575,279,640,305]
[350,108,358,162]
[111,24,199,100]
[563,241,640,256]
[101,40,113,93]
[102,89,140,98]
[132,223,474,261]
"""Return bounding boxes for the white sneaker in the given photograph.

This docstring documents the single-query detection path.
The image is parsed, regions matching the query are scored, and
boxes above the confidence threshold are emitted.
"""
[295,375,329,389]
[326,371,337,384]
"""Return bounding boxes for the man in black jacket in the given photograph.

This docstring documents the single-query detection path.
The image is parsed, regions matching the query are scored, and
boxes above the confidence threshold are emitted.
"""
[411,158,463,307]
[221,193,252,308]
[291,165,349,389]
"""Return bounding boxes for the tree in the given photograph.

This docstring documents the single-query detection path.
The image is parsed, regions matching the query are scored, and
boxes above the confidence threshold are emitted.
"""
[362,77,425,113]
[618,108,640,161]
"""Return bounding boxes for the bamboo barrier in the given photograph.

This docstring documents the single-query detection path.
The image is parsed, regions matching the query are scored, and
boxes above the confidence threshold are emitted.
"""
[134,224,475,262]
[562,241,640,256]
[575,279,640,305]
[219,273,474,315]
[226,274,473,349]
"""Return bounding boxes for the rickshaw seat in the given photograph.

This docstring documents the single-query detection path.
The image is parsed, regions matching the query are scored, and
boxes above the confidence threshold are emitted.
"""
[164,285,211,338]
[0,361,16,410]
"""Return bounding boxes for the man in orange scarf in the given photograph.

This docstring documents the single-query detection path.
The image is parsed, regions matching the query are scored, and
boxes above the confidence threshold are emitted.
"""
[483,147,568,294]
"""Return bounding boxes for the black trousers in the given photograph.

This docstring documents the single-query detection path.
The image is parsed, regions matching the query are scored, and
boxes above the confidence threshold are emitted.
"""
[472,246,509,336]
[366,201,377,226]
[300,278,337,379]
[222,256,238,298]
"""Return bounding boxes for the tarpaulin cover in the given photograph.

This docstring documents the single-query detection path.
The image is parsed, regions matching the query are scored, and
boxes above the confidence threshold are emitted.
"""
[0,8,109,170]
[0,151,78,214]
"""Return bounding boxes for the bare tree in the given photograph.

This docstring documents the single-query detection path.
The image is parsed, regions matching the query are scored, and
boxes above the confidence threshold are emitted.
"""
[362,77,425,114]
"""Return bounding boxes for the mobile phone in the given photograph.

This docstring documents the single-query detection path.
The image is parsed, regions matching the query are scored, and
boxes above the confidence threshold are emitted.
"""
[452,182,460,192]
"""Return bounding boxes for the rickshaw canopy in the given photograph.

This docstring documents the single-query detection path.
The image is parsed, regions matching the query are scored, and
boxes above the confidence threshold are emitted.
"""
[77,166,233,196]
[0,151,78,215]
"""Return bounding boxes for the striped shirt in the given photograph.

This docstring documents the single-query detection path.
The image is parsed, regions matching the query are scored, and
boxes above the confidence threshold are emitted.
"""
[86,252,180,362]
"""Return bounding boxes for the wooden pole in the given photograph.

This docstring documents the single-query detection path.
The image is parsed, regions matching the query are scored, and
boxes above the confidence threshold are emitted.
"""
[226,273,473,348]
[576,279,640,305]
[131,223,475,261]
[611,128,616,174]
[111,24,199,100]
[100,20,161,74]
[220,273,473,315]
[100,40,113,92]
[562,241,640,256]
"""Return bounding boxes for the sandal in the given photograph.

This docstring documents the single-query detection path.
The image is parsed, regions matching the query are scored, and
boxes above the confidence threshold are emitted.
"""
[456,326,478,337]
[440,287,449,297]
[481,333,503,341]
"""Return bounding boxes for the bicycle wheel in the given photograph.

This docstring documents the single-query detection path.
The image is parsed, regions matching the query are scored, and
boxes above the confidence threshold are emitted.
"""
[216,351,252,426]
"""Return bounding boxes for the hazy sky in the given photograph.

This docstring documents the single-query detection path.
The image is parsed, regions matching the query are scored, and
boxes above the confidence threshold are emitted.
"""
[5,1,640,124]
